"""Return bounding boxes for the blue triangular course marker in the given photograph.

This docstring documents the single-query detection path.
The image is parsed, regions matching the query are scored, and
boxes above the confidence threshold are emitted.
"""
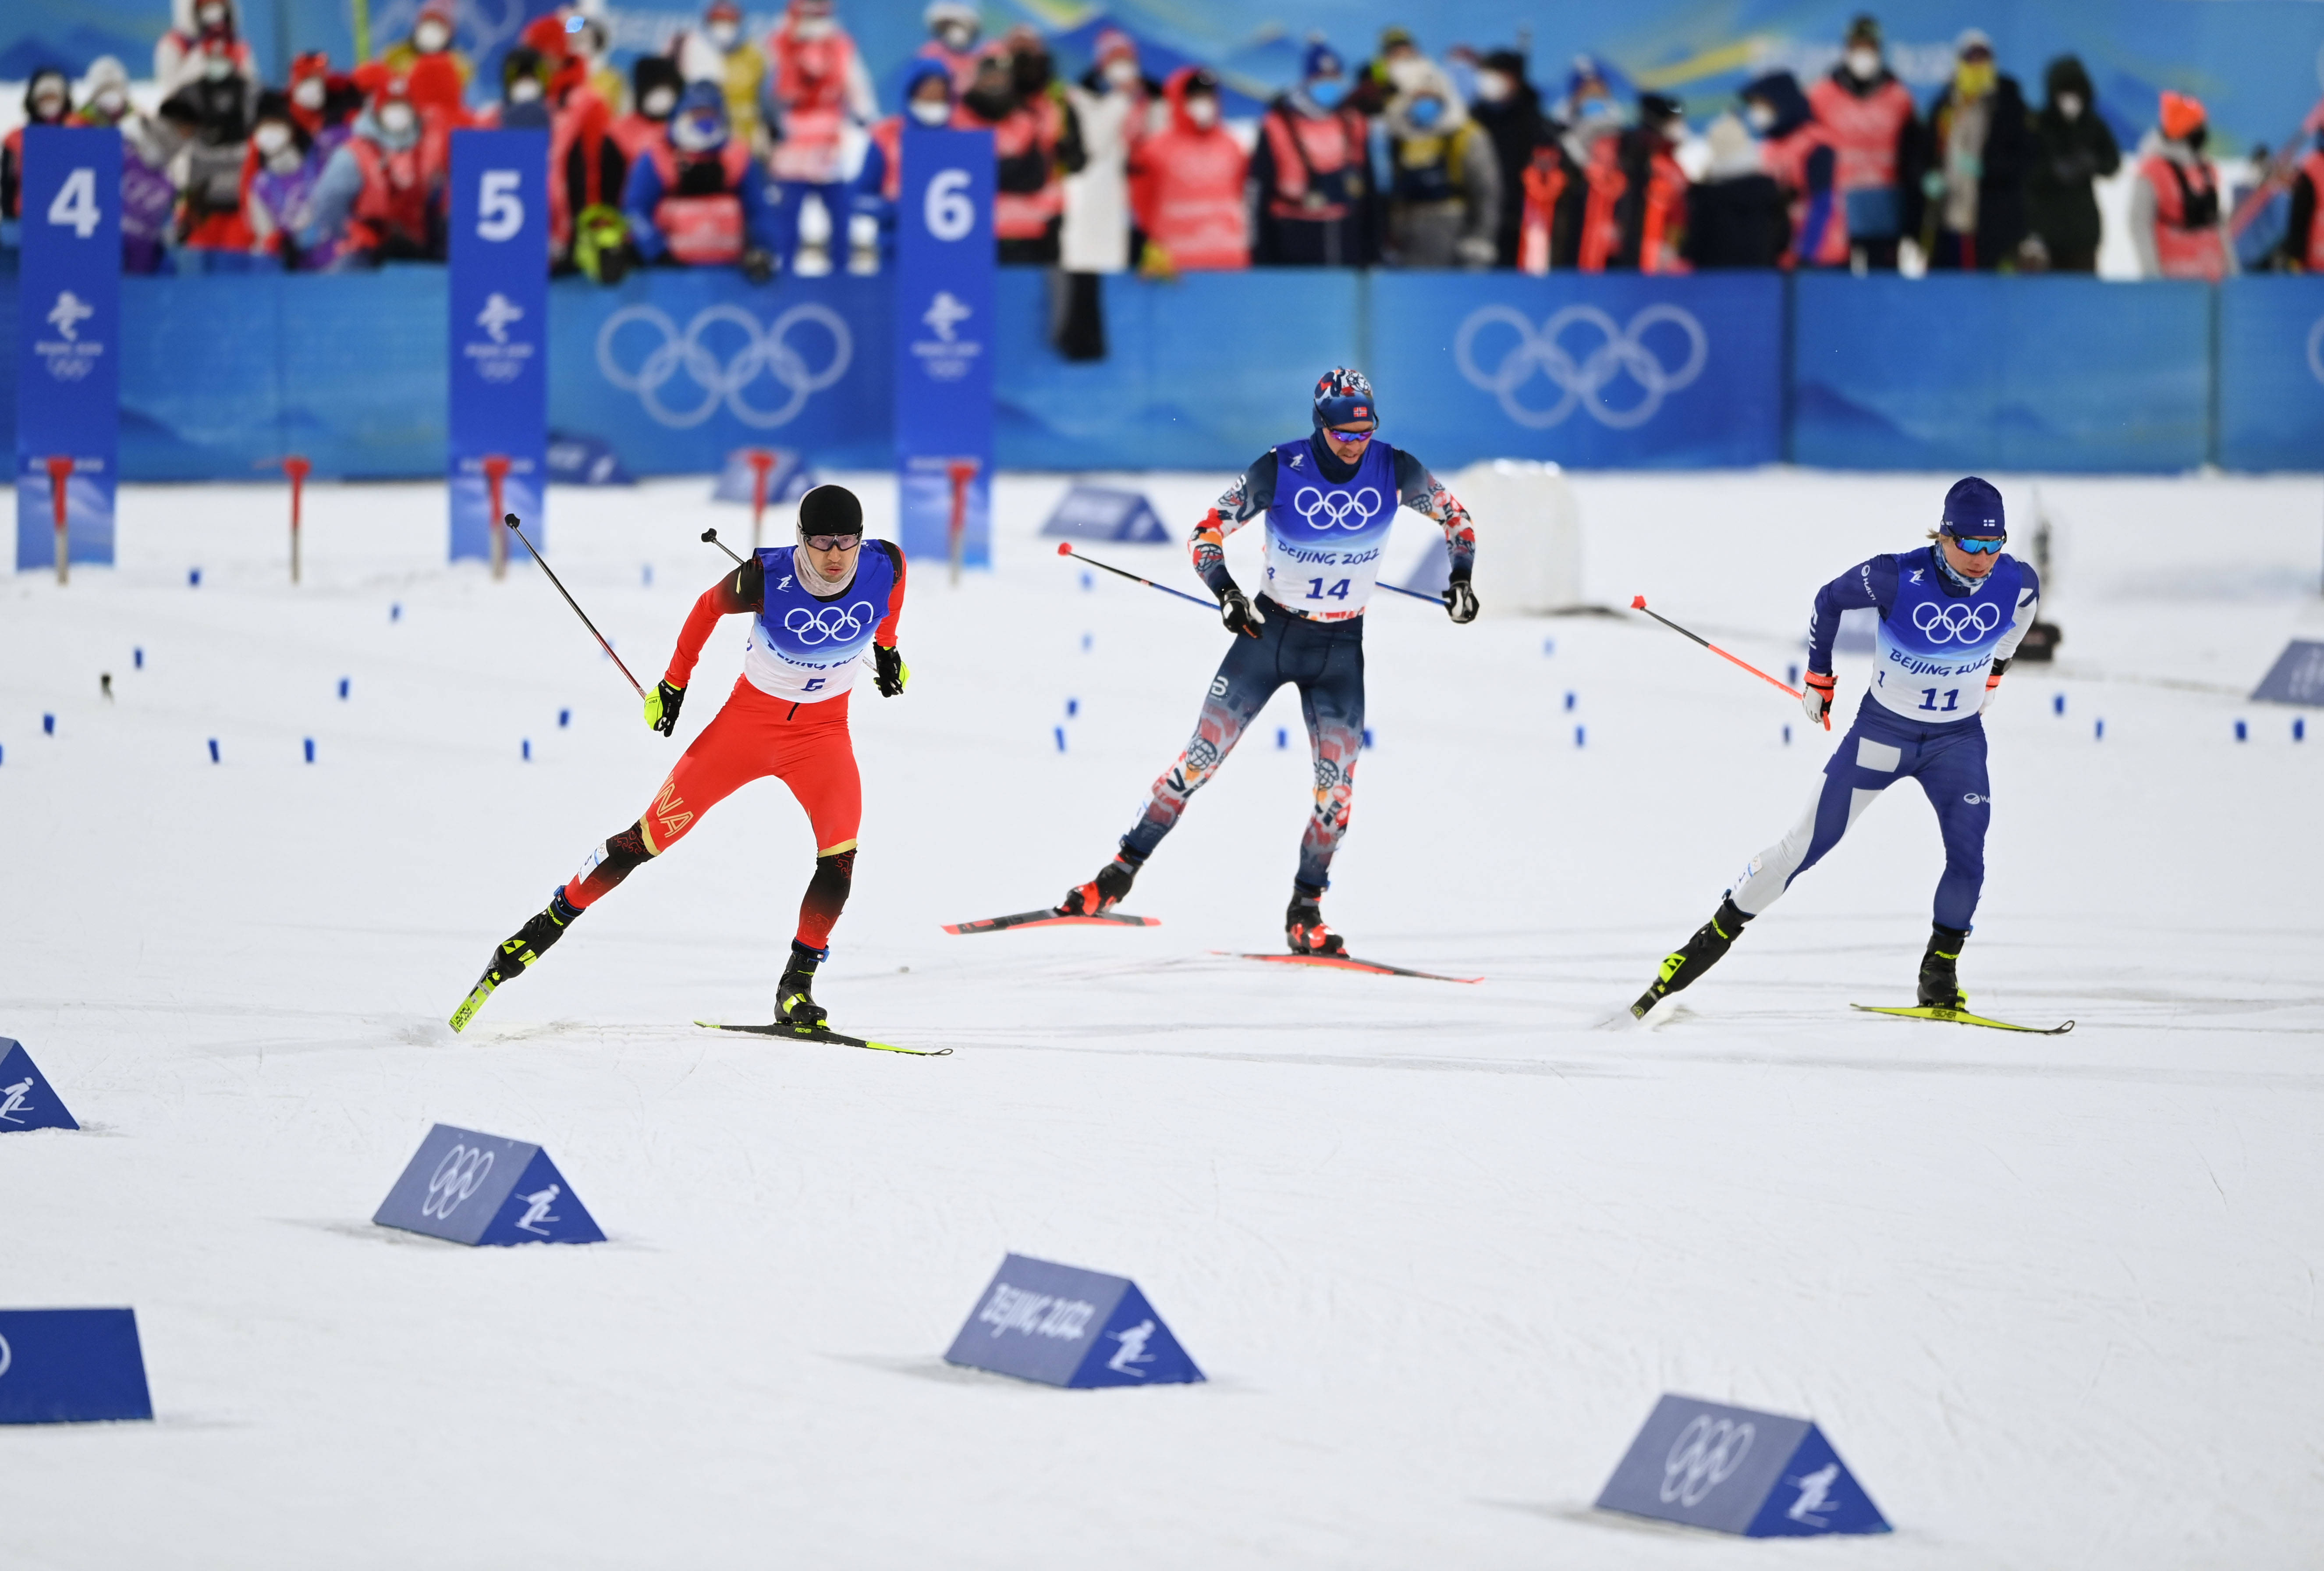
[1040,486,1169,543]
[943,1254,1203,1389]
[1595,1393,1890,1538]
[0,1308,153,1423]
[1069,1281,1203,1387]
[2250,639,2324,706]
[1743,1421,1891,1537]
[0,1040,79,1133]
[472,1148,606,1246]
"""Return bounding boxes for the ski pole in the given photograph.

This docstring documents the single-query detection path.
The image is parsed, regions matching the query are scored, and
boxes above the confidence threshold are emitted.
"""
[700,526,745,566]
[1055,542,1215,608]
[503,512,645,697]
[1629,594,1809,706]
[1375,578,1449,606]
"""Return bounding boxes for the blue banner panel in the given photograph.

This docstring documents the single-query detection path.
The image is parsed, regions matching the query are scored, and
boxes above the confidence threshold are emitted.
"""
[16,126,121,572]
[944,1254,1203,1388]
[372,1123,605,1247]
[0,1308,153,1424]
[1041,485,1169,542]
[448,130,550,561]
[2217,277,2324,473]
[553,272,891,476]
[895,127,996,569]
[1793,274,2209,473]
[1595,1394,1889,1538]
[0,1039,79,1133]
[1367,272,1784,470]
[996,269,1362,472]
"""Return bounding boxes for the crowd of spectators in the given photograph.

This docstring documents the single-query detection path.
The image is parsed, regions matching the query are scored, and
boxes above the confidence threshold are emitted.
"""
[4,3,2322,284]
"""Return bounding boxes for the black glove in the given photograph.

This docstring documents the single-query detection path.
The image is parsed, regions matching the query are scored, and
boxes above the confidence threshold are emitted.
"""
[742,246,776,286]
[873,644,909,697]
[1220,585,1266,639]
[646,679,686,736]
[596,242,631,286]
[1444,576,1479,624]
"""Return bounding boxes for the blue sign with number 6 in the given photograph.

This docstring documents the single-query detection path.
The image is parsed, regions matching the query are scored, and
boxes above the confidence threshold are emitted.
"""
[894,128,995,571]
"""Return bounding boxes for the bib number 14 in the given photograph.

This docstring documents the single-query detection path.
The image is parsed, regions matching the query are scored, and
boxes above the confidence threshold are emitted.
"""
[1305,578,1351,602]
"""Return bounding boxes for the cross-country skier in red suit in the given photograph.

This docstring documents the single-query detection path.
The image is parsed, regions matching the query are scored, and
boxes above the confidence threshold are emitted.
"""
[1056,367,1479,954]
[452,485,908,1033]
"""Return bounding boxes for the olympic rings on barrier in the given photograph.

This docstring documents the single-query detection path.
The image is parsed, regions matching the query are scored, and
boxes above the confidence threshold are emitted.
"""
[420,1144,495,1219]
[596,302,854,430]
[1660,1415,1755,1507]
[782,601,879,646]
[0,1331,11,1380]
[1912,599,2002,643]
[2307,315,2324,387]
[1291,485,1385,531]
[1454,303,1710,430]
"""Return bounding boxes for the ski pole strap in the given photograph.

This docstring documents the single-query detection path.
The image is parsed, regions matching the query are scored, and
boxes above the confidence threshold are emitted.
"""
[700,527,746,565]
[1628,594,1802,699]
[504,513,647,697]
[1055,542,1216,609]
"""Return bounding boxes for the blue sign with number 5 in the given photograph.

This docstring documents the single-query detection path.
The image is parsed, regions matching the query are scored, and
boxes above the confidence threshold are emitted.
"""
[447,129,549,563]
[894,127,994,570]
[15,125,121,574]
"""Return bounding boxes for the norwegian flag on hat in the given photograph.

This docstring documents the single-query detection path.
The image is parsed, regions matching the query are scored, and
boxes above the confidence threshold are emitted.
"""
[1313,366,1377,431]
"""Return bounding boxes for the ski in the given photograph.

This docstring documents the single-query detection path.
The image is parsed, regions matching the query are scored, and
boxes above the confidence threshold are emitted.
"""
[448,975,496,1034]
[694,1020,952,1055]
[1851,1004,2075,1036]
[1224,952,1483,984]
[942,910,1161,935]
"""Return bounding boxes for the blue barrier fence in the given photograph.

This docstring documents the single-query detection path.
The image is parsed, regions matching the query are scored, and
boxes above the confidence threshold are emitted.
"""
[6,265,2323,479]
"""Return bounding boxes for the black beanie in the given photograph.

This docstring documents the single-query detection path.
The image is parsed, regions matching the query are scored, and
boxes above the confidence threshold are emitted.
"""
[798,483,863,536]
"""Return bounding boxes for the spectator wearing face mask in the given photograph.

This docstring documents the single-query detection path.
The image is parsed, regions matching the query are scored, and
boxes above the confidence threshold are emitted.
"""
[242,91,343,270]
[1741,71,1843,268]
[1682,111,1791,268]
[1610,94,1692,273]
[379,0,472,128]
[959,31,1087,266]
[1348,26,1420,120]
[1807,14,1922,270]
[622,81,783,281]
[568,12,625,118]
[2132,91,2233,280]
[156,0,256,96]
[286,52,362,152]
[764,0,880,269]
[1554,57,1631,273]
[2284,115,2324,273]
[308,75,447,264]
[70,57,174,273]
[918,1,983,95]
[5,69,74,219]
[613,56,686,162]
[164,44,261,258]
[2021,57,2118,273]
[503,15,622,265]
[1130,66,1249,274]
[675,1,768,150]
[1468,49,1549,268]
[1381,57,1499,269]
[1919,29,2033,271]
[1061,30,1158,276]
[853,60,955,270]
[1252,41,1378,267]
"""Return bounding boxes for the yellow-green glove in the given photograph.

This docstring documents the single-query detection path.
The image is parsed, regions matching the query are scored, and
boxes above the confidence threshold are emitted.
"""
[873,646,909,697]
[645,679,685,736]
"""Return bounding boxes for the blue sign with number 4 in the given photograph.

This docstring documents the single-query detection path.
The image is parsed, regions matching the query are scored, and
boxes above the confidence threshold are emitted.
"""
[15,125,121,574]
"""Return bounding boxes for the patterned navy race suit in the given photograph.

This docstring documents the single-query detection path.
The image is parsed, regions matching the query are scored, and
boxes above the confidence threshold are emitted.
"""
[1729,547,2040,931]
[1119,433,1474,891]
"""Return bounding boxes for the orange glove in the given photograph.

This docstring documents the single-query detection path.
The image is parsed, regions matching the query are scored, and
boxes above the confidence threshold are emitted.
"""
[1802,669,1837,731]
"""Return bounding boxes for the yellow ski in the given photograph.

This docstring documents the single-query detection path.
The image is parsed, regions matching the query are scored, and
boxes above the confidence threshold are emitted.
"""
[1851,1004,2074,1036]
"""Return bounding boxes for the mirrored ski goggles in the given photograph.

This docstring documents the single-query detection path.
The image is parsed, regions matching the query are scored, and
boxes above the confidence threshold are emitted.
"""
[1946,533,2007,554]
[802,533,862,552]
[1325,425,1377,443]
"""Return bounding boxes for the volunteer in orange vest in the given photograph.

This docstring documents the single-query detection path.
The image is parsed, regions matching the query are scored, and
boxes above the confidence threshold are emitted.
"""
[2284,119,2324,272]
[376,0,471,128]
[1252,41,1376,267]
[852,59,954,267]
[1742,71,1845,268]
[1807,13,1920,269]
[308,73,447,262]
[958,32,1079,265]
[2133,91,2233,281]
[765,0,879,269]
[1611,93,1692,274]
[622,81,783,282]
[1132,67,1250,272]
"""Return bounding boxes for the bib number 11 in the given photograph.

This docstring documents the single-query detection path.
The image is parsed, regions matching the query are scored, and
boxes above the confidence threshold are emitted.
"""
[1917,687,1961,712]
[1305,578,1351,602]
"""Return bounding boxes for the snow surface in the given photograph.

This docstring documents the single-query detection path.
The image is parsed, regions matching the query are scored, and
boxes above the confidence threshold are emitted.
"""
[3,469,2321,1570]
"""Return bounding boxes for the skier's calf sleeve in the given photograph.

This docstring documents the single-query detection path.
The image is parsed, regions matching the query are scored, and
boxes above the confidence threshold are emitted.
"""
[795,847,855,949]
[561,822,657,910]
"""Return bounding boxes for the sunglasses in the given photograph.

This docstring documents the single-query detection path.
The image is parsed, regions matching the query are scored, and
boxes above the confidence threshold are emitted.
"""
[1948,534,2006,554]
[1326,426,1377,443]
[803,533,862,552]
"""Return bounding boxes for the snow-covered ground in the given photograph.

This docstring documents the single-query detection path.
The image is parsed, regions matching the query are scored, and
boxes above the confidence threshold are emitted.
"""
[3,468,2320,1570]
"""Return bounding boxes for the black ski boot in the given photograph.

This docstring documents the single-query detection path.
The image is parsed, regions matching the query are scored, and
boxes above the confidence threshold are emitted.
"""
[1631,897,1751,1018]
[1285,884,1346,956]
[450,891,581,1032]
[1917,925,1970,1010]
[777,940,830,1032]
[1058,852,1140,917]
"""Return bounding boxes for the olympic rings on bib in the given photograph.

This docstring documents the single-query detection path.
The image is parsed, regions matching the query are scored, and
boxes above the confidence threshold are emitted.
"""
[1911,600,2003,643]
[595,302,853,430]
[1660,1415,1756,1507]
[1455,303,1709,430]
[1291,485,1385,531]
[420,1144,495,1219]
[782,601,879,647]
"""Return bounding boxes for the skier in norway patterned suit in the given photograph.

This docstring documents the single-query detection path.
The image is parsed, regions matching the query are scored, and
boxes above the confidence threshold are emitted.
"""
[1631,476,2042,1019]
[1057,367,1480,954]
